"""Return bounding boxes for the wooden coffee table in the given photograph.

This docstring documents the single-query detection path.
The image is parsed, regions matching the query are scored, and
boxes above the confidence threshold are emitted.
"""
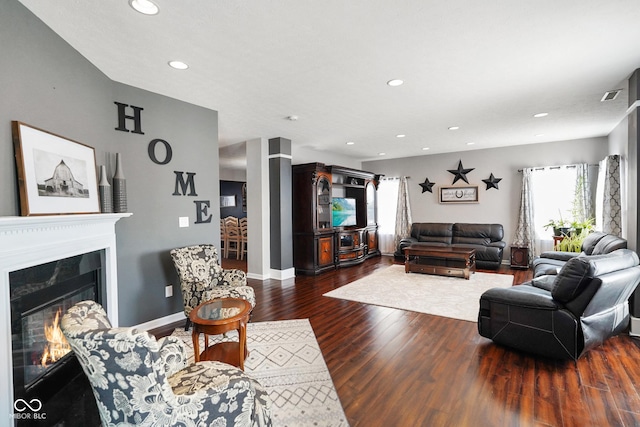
[189,297,252,370]
[404,245,476,279]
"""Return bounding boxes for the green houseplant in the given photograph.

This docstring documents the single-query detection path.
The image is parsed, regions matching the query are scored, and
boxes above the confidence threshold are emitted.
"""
[544,218,569,236]
[558,219,594,253]
[570,218,594,236]
[557,231,585,252]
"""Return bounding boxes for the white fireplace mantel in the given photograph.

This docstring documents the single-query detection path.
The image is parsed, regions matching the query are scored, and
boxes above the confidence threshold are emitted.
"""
[0,213,130,421]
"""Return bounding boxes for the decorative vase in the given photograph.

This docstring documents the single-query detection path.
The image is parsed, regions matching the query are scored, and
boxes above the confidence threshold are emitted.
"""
[98,165,113,213]
[112,153,128,213]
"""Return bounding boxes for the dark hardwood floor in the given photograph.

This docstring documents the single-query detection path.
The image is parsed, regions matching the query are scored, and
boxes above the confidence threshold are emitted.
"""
[154,256,640,426]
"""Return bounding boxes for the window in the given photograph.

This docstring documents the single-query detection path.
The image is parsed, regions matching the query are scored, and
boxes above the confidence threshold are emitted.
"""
[531,167,577,238]
[377,179,399,254]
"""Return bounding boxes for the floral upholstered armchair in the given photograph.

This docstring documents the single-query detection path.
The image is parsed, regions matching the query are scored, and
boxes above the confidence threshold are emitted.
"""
[170,244,256,329]
[61,300,272,427]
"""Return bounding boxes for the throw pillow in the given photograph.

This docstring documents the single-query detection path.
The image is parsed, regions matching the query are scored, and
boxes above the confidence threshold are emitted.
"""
[551,257,592,303]
[592,234,627,255]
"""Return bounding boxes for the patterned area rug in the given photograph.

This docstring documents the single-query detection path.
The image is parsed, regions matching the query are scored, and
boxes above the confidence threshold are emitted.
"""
[324,265,514,322]
[171,319,349,427]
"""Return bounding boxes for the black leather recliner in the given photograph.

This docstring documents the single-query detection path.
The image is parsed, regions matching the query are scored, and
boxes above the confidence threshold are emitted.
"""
[532,231,627,277]
[478,249,640,360]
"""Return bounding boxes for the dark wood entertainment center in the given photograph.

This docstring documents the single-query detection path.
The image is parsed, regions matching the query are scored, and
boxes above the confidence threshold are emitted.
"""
[292,163,382,275]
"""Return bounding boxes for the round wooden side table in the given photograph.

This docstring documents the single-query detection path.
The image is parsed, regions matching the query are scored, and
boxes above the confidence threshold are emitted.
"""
[189,297,252,370]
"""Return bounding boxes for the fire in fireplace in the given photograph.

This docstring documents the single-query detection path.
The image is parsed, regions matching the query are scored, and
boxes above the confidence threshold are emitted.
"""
[10,250,104,426]
[40,309,71,367]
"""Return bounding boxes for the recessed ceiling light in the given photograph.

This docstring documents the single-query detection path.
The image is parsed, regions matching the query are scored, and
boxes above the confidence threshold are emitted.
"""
[533,112,548,118]
[346,141,355,145]
[129,0,159,15]
[168,60,189,70]
[422,147,430,151]
[448,126,460,130]
[466,142,475,146]
[535,133,545,137]
[387,79,404,87]
[396,134,406,138]
[378,152,386,156]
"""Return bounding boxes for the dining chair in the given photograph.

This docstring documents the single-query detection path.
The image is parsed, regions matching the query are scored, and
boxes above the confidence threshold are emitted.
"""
[220,218,226,256]
[223,216,241,259]
[239,217,248,260]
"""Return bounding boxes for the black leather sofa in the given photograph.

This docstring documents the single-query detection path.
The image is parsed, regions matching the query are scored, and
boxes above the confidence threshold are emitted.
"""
[532,232,627,277]
[478,249,640,360]
[395,223,505,269]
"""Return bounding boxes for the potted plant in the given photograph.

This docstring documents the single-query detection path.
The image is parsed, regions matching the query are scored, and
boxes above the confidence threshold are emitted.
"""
[570,218,594,236]
[560,218,595,252]
[544,218,569,236]
[557,232,584,252]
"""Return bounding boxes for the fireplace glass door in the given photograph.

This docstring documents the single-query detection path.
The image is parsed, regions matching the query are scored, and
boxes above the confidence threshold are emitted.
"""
[20,285,95,387]
[10,250,104,395]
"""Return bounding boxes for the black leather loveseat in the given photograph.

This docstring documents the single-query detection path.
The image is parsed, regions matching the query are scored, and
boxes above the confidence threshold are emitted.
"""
[478,249,640,360]
[532,232,627,277]
[395,223,505,269]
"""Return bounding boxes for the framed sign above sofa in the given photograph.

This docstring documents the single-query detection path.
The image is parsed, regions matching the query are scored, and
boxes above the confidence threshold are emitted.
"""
[439,185,479,203]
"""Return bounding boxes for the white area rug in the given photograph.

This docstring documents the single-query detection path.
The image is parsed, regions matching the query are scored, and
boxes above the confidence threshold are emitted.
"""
[172,319,349,427]
[324,265,514,322]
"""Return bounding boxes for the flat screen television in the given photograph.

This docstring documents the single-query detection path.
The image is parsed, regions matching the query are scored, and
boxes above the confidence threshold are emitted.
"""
[332,197,357,227]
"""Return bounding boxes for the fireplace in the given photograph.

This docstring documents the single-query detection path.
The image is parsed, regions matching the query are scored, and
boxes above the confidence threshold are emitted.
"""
[0,213,130,425]
[10,250,104,426]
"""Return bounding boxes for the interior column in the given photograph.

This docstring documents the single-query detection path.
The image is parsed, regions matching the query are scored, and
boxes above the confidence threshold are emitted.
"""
[246,138,271,280]
[269,138,295,279]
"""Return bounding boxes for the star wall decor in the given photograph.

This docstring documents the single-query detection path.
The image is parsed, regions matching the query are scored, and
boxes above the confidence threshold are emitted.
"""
[419,178,435,193]
[447,160,475,184]
[482,173,502,190]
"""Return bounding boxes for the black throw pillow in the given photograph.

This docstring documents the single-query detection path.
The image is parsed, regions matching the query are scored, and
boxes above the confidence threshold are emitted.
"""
[551,257,592,303]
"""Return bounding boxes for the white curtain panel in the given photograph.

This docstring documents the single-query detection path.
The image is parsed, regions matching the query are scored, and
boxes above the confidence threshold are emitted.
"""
[575,163,594,222]
[377,178,399,254]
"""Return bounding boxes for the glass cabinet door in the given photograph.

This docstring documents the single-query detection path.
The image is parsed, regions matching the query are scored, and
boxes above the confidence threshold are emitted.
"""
[366,182,376,225]
[317,175,331,229]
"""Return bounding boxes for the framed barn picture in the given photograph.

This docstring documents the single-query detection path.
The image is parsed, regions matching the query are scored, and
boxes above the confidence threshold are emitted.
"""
[12,121,100,216]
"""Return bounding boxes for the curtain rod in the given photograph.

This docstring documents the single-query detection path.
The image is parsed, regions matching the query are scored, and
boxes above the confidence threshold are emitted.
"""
[380,176,410,180]
[517,163,597,173]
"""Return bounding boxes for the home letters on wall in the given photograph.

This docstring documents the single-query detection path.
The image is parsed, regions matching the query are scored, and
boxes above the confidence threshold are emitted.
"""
[114,102,212,224]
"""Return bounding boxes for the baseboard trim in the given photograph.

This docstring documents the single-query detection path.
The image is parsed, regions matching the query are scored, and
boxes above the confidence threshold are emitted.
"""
[134,311,186,331]
[630,316,640,337]
[270,268,296,280]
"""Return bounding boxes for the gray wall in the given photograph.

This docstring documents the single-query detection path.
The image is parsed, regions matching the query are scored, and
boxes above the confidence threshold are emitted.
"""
[1,0,219,326]
[363,137,609,254]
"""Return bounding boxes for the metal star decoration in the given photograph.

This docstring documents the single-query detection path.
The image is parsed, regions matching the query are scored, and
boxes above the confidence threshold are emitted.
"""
[419,178,435,193]
[482,173,502,190]
[447,160,475,184]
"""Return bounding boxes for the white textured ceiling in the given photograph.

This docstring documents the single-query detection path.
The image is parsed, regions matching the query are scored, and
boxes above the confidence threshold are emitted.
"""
[18,0,640,167]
